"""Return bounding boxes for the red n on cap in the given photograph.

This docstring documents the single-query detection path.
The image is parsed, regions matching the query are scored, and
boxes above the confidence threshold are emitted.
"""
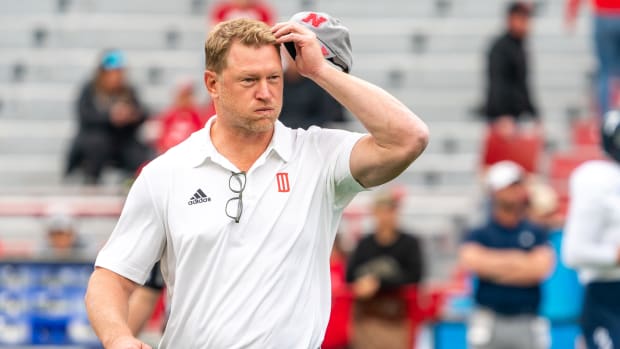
[302,13,327,27]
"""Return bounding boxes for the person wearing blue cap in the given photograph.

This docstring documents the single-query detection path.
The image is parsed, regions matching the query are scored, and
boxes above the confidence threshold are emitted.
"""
[563,110,620,349]
[65,49,152,184]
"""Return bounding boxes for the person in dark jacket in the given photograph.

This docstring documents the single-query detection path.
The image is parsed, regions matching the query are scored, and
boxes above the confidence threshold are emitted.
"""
[346,189,424,349]
[65,49,152,184]
[485,2,539,125]
[279,50,345,129]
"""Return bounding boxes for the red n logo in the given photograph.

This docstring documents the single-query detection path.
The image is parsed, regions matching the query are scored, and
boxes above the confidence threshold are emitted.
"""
[302,13,327,28]
[276,173,290,192]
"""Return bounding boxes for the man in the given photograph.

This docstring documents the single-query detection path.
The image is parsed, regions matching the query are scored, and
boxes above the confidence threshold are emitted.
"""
[566,0,620,118]
[563,110,620,349]
[459,161,554,349]
[346,190,425,349]
[85,13,428,349]
[484,1,539,124]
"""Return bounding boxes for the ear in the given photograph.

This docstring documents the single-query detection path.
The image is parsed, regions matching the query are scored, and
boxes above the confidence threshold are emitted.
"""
[204,70,219,98]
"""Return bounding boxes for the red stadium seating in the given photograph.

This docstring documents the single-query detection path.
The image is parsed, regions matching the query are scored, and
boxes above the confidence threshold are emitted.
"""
[482,126,544,173]
[548,147,605,217]
[571,118,600,147]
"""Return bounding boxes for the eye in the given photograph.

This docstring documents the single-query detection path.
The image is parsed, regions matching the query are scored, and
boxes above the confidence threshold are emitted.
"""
[240,77,256,85]
[268,75,281,82]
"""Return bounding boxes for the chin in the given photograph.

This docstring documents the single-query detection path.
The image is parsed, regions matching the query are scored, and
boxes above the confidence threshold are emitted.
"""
[246,117,276,133]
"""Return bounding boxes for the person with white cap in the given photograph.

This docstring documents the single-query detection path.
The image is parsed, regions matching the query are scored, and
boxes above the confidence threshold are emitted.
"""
[85,13,429,349]
[563,110,620,349]
[459,160,554,349]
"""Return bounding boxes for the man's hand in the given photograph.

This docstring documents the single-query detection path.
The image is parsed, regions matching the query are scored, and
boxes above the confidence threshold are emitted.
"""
[110,102,137,127]
[106,335,152,349]
[271,22,329,79]
[352,274,380,300]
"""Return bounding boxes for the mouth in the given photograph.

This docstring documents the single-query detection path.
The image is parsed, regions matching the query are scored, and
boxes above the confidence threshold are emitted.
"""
[255,107,274,113]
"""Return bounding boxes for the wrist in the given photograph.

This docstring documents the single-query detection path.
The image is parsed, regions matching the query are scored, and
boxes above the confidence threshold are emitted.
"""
[304,61,337,83]
[102,331,134,348]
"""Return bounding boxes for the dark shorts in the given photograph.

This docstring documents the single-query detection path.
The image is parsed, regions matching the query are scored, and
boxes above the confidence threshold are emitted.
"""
[581,281,620,349]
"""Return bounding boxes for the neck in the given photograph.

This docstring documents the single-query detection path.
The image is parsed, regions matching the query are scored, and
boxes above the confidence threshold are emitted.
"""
[493,210,522,228]
[210,118,274,172]
[375,227,398,246]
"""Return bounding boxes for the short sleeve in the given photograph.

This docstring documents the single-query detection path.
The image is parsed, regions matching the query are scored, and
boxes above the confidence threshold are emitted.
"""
[462,228,485,245]
[312,127,366,209]
[532,226,549,248]
[95,171,166,285]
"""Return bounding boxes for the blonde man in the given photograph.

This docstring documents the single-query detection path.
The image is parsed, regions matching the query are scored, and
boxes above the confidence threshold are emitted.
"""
[85,16,428,349]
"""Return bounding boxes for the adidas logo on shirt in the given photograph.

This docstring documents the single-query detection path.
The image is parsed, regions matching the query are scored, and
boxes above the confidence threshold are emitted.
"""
[188,189,211,205]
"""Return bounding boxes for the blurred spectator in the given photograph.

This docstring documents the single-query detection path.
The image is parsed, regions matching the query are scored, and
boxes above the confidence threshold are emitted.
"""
[459,161,554,349]
[323,235,351,349]
[563,111,620,349]
[480,2,543,172]
[484,1,539,125]
[527,181,563,231]
[566,0,620,118]
[346,190,425,349]
[65,49,152,184]
[210,0,275,25]
[279,49,346,129]
[155,79,205,154]
[40,213,92,259]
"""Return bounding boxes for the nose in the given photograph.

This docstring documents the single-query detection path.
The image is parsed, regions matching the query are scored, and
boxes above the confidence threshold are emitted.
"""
[255,79,272,101]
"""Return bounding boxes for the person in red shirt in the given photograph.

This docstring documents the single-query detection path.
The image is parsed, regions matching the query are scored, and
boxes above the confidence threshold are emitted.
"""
[210,0,276,26]
[155,80,204,154]
[566,0,620,118]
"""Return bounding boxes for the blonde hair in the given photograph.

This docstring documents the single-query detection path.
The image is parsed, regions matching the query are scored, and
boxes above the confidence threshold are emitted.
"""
[205,18,280,73]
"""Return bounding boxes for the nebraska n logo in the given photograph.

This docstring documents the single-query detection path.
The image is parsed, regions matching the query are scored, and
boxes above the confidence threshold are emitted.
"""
[276,173,290,192]
[188,188,211,205]
[301,13,327,28]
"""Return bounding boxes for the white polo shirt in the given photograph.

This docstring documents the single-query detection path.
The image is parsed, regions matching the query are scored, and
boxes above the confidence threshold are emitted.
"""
[95,117,365,348]
[563,160,620,284]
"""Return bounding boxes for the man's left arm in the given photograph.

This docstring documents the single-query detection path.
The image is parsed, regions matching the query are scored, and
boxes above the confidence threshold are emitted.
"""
[273,23,429,188]
[493,246,555,286]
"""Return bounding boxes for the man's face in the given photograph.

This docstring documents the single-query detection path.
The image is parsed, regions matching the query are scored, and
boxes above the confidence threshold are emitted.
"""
[48,229,76,251]
[493,182,529,226]
[101,69,125,92]
[207,41,283,133]
[509,13,530,38]
[373,202,399,232]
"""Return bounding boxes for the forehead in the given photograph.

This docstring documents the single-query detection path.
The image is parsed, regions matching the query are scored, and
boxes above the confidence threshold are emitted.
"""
[494,182,525,198]
[224,41,281,74]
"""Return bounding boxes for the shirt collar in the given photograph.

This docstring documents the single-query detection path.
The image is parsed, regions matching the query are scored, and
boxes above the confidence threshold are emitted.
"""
[187,116,293,168]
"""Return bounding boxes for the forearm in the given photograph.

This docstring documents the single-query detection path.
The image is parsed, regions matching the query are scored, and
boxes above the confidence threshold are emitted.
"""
[492,248,555,286]
[127,287,161,335]
[85,268,137,347]
[310,65,428,157]
[460,244,513,279]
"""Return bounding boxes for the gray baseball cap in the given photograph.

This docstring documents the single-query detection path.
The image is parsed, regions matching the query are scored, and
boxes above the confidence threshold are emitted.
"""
[285,11,353,73]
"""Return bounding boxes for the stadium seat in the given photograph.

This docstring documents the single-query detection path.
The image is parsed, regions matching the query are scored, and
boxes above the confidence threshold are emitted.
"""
[571,117,600,147]
[548,147,605,216]
[482,126,544,173]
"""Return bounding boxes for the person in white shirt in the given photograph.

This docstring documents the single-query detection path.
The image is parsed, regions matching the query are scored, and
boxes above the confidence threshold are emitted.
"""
[563,110,620,349]
[84,13,429,349]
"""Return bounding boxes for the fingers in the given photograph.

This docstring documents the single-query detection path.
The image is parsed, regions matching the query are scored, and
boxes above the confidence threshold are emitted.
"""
[141,343,153,349]
[271,22,316,43]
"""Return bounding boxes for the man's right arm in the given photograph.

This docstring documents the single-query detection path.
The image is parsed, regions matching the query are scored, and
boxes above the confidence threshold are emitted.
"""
[85,267,151,349]
[459,243,511,280]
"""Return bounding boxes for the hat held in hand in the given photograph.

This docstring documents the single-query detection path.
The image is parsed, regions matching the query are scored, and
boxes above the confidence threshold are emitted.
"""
[285,11,353,73]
